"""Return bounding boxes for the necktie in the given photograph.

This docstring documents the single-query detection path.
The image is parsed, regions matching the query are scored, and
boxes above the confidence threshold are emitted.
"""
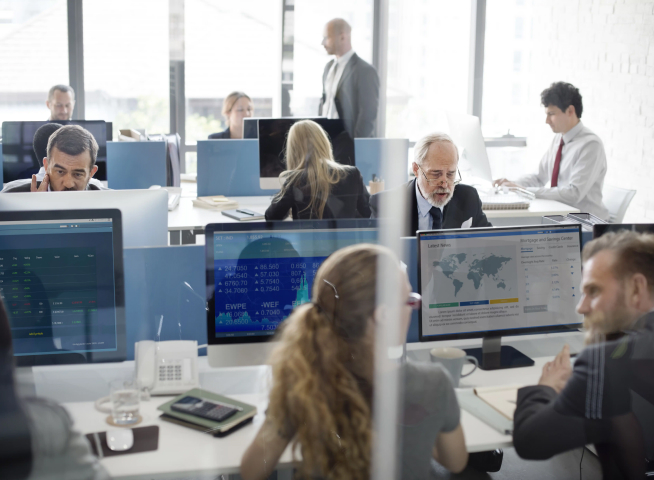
[325,61,338,118]
[551,138,564,187]
[430,206,443,230]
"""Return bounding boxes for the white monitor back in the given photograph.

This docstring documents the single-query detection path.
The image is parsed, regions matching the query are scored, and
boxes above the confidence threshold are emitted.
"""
[0,190,168,247]
[208,342,274,368]
[447,112,493,186]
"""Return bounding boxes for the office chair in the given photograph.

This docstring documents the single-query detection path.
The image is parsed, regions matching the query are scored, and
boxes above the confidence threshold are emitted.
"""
[603,184,636,223]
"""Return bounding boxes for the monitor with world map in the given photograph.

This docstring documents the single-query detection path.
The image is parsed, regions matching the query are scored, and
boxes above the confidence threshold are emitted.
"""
[417,224,583,369]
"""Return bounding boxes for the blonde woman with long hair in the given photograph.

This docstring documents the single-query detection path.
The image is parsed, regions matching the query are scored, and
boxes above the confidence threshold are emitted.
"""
[240,244,468,479]
[208,91,253,140]
[265,120,371,220]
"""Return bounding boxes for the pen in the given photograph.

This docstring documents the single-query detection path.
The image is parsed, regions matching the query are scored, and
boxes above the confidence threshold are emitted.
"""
[236,209,254,216]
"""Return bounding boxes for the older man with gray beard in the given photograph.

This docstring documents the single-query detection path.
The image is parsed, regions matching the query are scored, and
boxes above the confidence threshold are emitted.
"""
[369,132,491,236]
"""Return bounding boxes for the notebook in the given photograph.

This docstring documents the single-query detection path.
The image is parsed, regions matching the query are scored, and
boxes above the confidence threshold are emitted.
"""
[157,388,257,437]
[480,193,530,210]
[221,209,265,221]
[473,384,523,420]
[192,195,239,211]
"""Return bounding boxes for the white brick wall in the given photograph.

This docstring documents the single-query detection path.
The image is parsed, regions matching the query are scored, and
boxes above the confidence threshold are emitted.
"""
[528,0,654,221]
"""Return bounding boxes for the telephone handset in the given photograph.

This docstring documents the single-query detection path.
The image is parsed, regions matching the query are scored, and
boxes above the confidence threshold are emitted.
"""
[135,340,200,395]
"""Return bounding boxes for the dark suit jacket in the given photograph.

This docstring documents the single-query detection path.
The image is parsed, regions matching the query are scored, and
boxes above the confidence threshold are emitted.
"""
[265,166,371,220]
[1,181,104,193]
[369,179,491,236]
[318,53,380,139]
[208,128,231,139]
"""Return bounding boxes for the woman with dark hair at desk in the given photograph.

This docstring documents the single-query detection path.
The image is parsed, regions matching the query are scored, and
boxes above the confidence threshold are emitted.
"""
[240,244,468,479]
[0,298,109,480]
[265,120,371,220]
[208,91,254,140]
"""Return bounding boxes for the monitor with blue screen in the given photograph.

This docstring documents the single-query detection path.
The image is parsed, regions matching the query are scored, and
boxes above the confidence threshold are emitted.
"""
[205,220,377,366]
[418,224,583,369]
[0,210,125,366]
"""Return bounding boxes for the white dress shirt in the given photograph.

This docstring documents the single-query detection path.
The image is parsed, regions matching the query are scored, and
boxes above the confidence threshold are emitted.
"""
[517,121,609,220]
[416,180,443,231]
[324,49,356,119]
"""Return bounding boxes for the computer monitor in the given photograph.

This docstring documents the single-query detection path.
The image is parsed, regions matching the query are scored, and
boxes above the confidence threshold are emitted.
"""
[594,223,654,238]
[0,209,125,366]
[205,219,378,367]
[243,117,260,139]
[418,224,583,370]
[0,190,168,248]
[1,120,109,182]
[258,118,355,189]
[446,112,493,186]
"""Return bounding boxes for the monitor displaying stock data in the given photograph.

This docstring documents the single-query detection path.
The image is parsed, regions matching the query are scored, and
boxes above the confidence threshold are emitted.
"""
[418,224,583,341]
[0,210,125,365]
[205,220,377,344]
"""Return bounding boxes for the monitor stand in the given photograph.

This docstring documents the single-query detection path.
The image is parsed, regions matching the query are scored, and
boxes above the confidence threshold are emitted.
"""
[464,336,534,370]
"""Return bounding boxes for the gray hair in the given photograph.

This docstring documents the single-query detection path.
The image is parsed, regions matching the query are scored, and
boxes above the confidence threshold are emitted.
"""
[414,132,459,165]
[48,84,75,101]
[46,125,98,167]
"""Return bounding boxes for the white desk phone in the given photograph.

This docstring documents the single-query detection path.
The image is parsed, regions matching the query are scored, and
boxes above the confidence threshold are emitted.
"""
[135,340,200,395]
[95,340,200,413]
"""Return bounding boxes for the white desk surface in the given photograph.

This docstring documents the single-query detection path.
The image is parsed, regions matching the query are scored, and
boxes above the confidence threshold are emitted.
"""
[167,183,578,230]
[63,393,295,479]
[49,331,583,477]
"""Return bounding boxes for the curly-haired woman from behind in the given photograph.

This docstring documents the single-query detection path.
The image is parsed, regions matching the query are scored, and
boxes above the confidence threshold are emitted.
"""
[240,244,468,479]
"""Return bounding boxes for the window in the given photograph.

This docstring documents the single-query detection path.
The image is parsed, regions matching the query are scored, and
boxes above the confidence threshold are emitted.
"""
[0,0,69,125]
[292,0,373,118]
[385,0,472,142]
[83,1,170,139]
[185,0,278,145]
[513,50,522,72]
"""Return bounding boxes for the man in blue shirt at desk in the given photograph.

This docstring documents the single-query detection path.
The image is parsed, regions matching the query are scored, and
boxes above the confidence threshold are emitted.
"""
[2,124,106,193]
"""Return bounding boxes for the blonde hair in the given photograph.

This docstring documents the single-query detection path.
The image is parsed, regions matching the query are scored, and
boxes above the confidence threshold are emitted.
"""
[267,244,394,480]
[222,91,252,126]
[273,120,346,219]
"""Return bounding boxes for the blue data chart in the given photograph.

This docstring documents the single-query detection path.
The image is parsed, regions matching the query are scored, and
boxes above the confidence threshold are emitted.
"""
[212,228,377,338]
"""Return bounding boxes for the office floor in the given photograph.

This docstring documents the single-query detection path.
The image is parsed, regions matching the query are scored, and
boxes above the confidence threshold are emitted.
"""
[431,447,601,480]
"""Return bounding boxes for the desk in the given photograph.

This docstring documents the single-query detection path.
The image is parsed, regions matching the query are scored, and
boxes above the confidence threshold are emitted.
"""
[63,393,295,479]
[167,183,579,244]
[38,331,583,477]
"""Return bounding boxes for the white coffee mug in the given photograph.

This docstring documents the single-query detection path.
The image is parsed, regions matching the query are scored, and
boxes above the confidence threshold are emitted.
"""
[429,347,478,387]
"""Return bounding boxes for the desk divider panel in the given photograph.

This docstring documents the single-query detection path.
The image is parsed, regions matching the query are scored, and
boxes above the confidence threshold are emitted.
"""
[401,236,420,343]
[124,245,206,359]
[354,138,409,190]
[197,139,279,197]
[107,141,167,190]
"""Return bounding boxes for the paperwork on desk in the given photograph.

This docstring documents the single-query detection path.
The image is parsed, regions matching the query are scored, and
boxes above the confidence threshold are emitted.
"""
[192,195,239,211]
[456,385,523,435]
[480,193,530,210]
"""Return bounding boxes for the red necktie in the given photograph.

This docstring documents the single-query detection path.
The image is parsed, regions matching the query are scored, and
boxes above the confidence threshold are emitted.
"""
[551,138,564,187]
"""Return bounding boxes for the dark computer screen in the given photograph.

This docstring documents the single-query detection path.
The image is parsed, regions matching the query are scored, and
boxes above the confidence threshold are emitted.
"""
[205,220,377,344]
[418,225,583,341]
[593,223,654,238]
[0,210,125,365]
[1,120,109,182]
[257,118,355,180]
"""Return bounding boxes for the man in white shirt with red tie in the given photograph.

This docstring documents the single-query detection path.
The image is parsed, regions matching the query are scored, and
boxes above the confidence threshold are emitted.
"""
[494,82,609,220]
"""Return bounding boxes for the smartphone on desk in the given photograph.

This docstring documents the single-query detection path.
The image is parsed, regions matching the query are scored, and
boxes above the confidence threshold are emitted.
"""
[171,395,241,423]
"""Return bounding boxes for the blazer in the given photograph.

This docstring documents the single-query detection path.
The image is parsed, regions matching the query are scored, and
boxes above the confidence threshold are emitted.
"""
[208,128,231,139]
[369,179,492,236]
[318,53,380,139]
[1,180,105,193]
[265,165,371,220]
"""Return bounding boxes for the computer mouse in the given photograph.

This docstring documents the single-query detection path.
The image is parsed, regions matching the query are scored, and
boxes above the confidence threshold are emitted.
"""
[106,428,134,452]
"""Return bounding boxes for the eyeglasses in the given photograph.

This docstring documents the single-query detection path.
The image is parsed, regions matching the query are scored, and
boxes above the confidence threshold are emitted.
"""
[407,292,421,310]
[416,164,462,186]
